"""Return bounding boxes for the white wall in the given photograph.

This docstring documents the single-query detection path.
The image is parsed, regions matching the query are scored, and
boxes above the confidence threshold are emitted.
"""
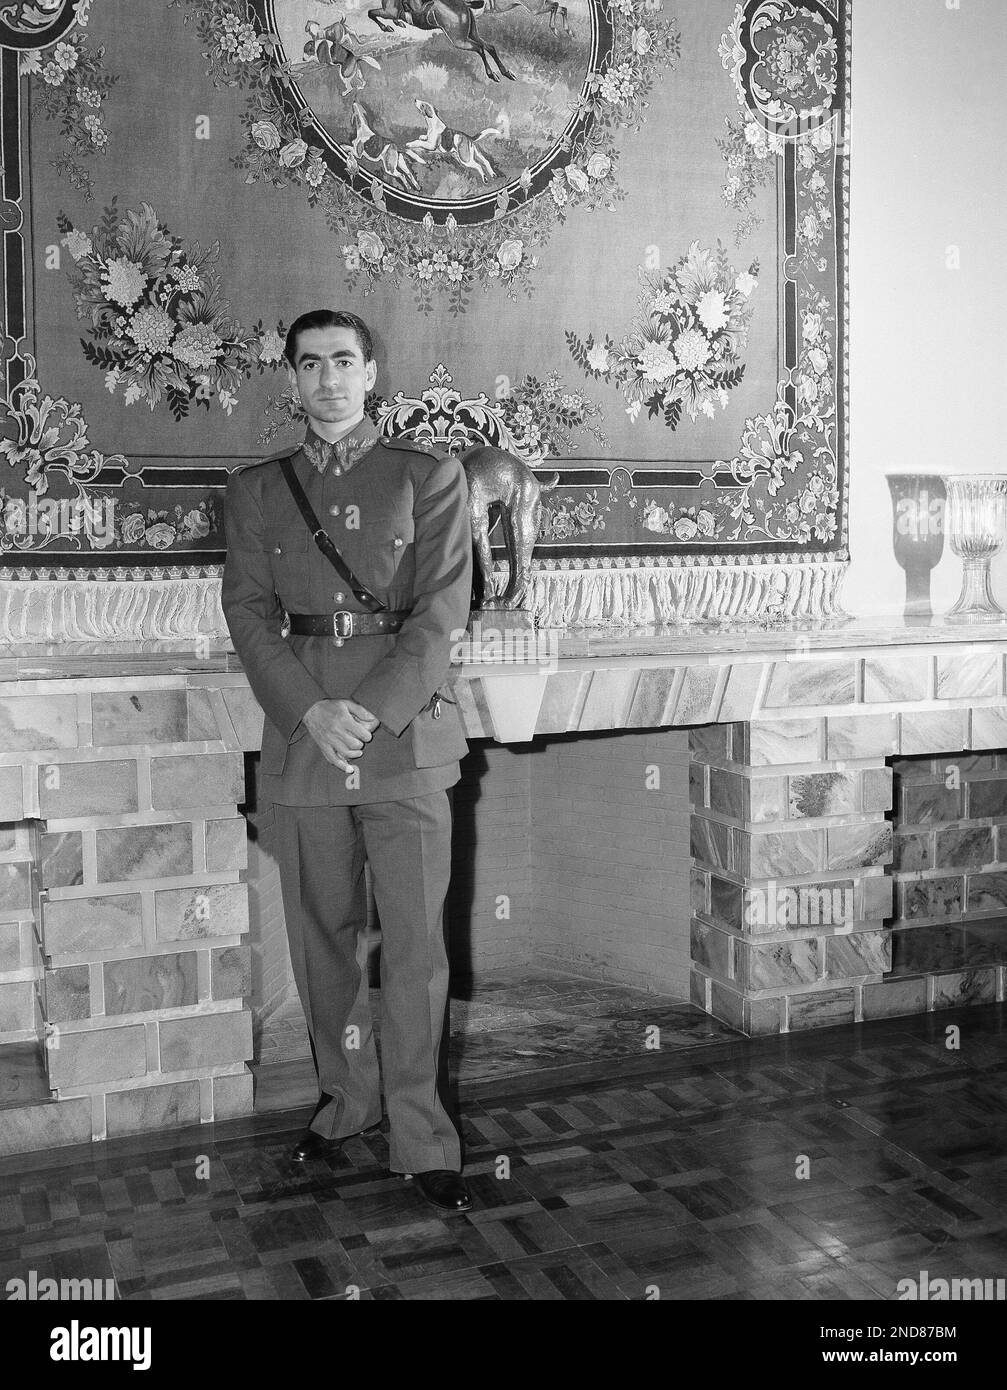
[847,0,1007,618]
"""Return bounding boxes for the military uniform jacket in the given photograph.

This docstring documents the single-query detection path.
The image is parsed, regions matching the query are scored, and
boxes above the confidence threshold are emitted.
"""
[222,423,472,806]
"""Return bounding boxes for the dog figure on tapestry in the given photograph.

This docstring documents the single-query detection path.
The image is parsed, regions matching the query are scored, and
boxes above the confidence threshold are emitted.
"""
[348,102,426,192]
[301,18,383,96]
[407,100,502,183]
[459,445,558,610]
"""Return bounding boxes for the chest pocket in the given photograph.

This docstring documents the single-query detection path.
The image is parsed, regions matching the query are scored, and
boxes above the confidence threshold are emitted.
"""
[367,513,416,591]
[264,528,311,603]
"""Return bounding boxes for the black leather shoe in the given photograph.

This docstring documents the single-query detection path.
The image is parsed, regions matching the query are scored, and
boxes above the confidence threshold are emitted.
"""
[406,1169,473,1213]
[289,1126,378,1163]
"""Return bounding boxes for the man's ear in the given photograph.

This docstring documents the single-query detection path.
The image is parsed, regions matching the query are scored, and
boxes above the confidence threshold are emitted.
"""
[365,358,377,391]
[286,361,298,394]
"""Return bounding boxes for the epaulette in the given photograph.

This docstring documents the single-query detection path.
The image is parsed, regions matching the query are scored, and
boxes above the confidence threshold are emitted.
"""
[234,442,300,474]
[381,436,440,457]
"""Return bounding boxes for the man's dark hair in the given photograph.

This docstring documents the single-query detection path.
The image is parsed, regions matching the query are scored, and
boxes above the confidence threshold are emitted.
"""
[284,310,374,367]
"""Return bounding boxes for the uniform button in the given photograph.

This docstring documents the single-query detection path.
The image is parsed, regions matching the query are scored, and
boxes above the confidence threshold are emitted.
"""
[332,466,342,476]
[329,504,340,517]
[393,537,403,548]
[334,592,345,602]
[273,545,282,554]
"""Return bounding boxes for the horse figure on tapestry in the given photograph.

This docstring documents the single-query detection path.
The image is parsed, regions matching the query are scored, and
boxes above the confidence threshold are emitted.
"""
[366,0,517,83]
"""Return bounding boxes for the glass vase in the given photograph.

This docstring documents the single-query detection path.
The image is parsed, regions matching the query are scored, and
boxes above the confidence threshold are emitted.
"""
[941,474,1007,624]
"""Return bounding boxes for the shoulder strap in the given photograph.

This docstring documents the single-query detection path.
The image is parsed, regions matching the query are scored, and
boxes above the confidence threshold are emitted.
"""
[278,455,387,614]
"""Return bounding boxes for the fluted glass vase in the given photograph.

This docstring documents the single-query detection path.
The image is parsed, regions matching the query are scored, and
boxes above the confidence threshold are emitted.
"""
[941,474,1007,624]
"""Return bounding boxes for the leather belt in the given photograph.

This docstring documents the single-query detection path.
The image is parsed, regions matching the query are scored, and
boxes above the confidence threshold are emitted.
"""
[287,610,409,638]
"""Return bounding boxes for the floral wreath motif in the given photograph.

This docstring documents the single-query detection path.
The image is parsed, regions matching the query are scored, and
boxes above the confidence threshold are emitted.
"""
[702,0,843,547]
[14,0,116,198]
[59,199,286,419]
[0,350,222,554]
[173,0,681,310]
[260,363,607,461]
[567,240,759,431]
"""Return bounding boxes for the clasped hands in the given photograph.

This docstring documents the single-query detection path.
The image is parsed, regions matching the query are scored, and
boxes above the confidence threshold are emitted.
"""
[302,698,380,775]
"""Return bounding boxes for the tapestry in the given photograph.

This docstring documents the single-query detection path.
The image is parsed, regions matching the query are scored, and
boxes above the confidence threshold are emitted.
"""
[0,0,849,582]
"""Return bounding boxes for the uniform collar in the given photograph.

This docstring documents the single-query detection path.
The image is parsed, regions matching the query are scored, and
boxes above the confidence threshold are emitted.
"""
[301,421,381,476]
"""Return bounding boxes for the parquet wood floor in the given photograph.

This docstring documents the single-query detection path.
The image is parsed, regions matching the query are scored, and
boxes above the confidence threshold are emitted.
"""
[2,988,1006,1301]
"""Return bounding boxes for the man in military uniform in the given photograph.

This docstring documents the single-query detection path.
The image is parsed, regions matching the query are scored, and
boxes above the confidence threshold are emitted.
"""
[222,309,474,1213]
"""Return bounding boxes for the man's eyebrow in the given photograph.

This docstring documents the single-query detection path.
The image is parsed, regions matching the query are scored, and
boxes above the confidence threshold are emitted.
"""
[296,350,356,365]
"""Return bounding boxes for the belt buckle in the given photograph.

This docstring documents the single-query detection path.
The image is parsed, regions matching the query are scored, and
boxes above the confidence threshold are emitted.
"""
[333,610,354,639]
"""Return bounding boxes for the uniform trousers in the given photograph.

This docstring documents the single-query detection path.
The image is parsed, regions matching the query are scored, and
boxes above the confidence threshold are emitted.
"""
[273,789,460,1175]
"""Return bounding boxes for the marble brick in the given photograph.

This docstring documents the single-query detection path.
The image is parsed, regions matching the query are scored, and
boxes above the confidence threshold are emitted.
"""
[787,987,855,1030]
[900,875,964,921]
[862,976,927,1021]
[674,666,721,725]
[742,719,822,766]
[863,656,929,703]
[210,945,252,1000]
[708,979,744,1032]
[688,761,706,808]
[900,782,962,824]
[0,827,15,853]
[0,980,34,1033]
[788,771,856,819]
[936,654,1000,700]
[825,930,891,979]
[709,875,743,931]
[0,695,78,751]
[47,1024,147,1088]
[718,663,764,722]
[736,937,821,990]
[751,776,785,824]
[623,668,678,730]
[157,1010,252,1071]
[826,821,893,871]
[934,825,994,870]
[153,882,249,942]
[708,768,746,820]
[0,923,20,971]
[894,831,931,872]
[42,894,143,959]
[966,872,1007,913]
[0,862,31,914]
[932,967,997,1009]
[690,867,708,915]
[213,1071,253,1120]
[39,831,84,889]
[689,967,707,1011]
[205,818,248,873]
[688,724,729,760]
[861,768,894,814]
[899,709,969,757]
[967,779,1007,819]
[220,687,265,749]
[689,816,731,871]
[745,880,855,931]
[972,708,1007,751]
[690,919,731,980]
[747,996,783,1036]
[890,923,966,975]
[44,965,91,1023]
[91,690,188,746]
[95,823,193,882]
[185,688,219,741]
[0,767,23,822]
[103,952,199,1015]
[150,752,243,810]
[740,827,823,877]
[764,659,856,710]
[826,714,898,760]
[964,919,1007,966]
[0,1097,91,1157]
[105,1079,201,1137]
[38,760,138,818]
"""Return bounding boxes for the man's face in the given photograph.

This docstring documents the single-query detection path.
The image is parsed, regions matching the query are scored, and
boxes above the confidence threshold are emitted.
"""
[288,325,377,433]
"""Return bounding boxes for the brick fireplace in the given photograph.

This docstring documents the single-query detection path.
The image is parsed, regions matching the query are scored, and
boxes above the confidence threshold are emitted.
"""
[1,619,1006,1156]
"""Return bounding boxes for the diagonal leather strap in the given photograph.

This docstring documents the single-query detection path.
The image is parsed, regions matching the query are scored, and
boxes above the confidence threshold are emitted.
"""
[279,454,386,614]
